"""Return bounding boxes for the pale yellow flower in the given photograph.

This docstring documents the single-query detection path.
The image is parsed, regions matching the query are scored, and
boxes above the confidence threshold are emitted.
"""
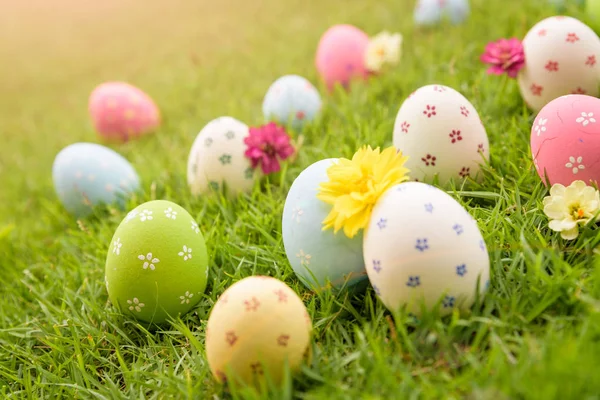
[317,146,410,239]
[365,31,403,72]
[543,180,600,240]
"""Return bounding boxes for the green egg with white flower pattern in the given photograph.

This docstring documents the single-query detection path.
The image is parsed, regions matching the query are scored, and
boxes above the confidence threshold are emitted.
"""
[105,200,208,324]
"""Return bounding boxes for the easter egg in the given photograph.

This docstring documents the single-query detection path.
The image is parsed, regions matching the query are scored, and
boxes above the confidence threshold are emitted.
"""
[52,142,140,217]
[262,75,322,131]
[105,200,208,324]
[205,276,312,386]
[531,94,600,186]
[414,0,470,26]
[282,159,366,290]
[187,116,256,197]
[363,182,490,316]
[88,82,160,142]
[550,0,585,9]
[517,16,600,112]
[315,24,370,90]
[392,84,489,185]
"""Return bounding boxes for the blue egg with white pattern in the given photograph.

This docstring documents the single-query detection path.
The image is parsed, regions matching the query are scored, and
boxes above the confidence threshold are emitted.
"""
[414,0,470,26]
[52,143,141,217]
[282,159,366,290]
[363,182,489,316]
[262,75,322,131]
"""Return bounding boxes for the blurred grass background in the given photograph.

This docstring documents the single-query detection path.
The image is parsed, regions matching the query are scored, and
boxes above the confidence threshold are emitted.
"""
[0,0,400,226]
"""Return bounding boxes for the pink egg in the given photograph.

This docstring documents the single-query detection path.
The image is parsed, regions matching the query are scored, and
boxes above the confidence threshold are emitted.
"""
[315,24,370,90]
[88,82,160,142]
[531,94,600,186]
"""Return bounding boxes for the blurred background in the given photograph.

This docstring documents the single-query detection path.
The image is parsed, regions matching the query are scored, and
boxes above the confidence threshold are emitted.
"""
[0,0,403,225]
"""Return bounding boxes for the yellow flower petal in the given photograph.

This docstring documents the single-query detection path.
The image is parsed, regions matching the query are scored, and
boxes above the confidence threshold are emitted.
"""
[318,146,410,238]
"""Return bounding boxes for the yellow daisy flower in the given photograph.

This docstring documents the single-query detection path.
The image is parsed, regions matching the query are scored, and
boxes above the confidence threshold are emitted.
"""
[317,146,410,238]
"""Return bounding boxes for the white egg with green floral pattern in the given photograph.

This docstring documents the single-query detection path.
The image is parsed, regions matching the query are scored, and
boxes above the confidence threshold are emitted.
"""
[187,116,257,197]
[363,182,490,316]
[105,200,208,324]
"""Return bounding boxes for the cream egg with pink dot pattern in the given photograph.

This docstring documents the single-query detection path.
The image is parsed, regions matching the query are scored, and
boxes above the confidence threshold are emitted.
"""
[205,276,312,387]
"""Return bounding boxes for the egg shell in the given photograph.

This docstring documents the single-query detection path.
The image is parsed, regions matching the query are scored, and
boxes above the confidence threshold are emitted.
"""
[315,24,370,90]
[282,159,366,290]
[414,0,470,26]
[517,16,600,112]
[52,142,140,217]
[88,82,160,142]
[530,94,600,186]
[262,75,322,131]
[105,200,208,324]
[392,84,489,185]
[187,116,256,197]
[205,276,312,386]
[363,182,490,316]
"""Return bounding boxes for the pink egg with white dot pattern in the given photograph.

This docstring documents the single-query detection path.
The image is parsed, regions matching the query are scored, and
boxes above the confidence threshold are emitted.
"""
[518,16,600,112]
[88,82,160,142]
[531,94,600,186]
[392,84,489,185]
[315,24,370,90]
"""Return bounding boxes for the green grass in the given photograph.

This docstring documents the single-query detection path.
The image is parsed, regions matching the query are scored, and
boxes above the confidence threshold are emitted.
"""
[3,0,600,398]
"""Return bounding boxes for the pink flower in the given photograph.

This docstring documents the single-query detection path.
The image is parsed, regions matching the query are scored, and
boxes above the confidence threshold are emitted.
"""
[244,122,295,174]
[480,38,525,78]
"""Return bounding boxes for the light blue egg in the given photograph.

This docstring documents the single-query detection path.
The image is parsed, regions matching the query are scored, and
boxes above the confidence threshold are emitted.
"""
[52,143,141,217]
[414,0,470,26]
[549,0,584,8]
[282,159,366,290]
[262,75,322,131]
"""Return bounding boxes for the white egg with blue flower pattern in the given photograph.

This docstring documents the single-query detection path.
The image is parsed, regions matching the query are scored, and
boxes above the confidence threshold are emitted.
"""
[52,142,140,217]
[262,75,322,131]
[187,116,256,197]
[282,158,366,290]
[363,182,489,316]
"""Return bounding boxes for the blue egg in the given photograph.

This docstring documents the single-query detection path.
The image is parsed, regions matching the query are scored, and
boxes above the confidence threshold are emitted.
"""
[549,0,584,8]
[52,143,141,217]
[282,159,366,290]
[414,0,470,26]
[262,75,322,131]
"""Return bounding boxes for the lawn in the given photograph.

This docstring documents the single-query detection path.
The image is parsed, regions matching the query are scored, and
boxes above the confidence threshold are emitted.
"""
[2,0,600,398]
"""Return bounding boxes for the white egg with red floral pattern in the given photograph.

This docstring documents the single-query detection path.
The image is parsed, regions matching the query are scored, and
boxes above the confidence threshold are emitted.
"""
[187,117,257,197]
[363,182,490,316]
[393,84,489,185]
[518,16,600,112]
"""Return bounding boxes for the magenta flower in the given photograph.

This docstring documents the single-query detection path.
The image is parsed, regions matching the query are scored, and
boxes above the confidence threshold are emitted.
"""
[244,122,295,174]
[480,38,525,78]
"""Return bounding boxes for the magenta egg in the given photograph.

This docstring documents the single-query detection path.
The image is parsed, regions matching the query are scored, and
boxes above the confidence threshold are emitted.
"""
[88,82,160,142]
[315,24,370,90]
[531,94,600,186]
